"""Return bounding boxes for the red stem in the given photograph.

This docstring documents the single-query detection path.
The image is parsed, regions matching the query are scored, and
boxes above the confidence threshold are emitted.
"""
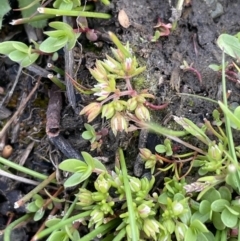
[144,101,168,110]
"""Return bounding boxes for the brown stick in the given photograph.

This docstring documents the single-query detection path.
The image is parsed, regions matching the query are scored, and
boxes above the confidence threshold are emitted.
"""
[46,85,62,137]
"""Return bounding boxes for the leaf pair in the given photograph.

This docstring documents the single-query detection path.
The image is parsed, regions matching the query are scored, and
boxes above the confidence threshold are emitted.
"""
[0,41,39,67]
[40,22,80,53]
[59,152,106,187]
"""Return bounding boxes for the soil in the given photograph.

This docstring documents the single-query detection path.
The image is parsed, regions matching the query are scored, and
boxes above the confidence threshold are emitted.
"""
[0,0,240,240]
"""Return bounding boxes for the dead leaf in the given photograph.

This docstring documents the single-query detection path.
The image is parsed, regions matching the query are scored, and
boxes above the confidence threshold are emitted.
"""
[118,9,130,28]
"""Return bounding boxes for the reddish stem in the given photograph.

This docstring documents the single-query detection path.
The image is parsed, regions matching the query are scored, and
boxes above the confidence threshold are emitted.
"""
[144,101,168,110]
[100,90,137,105]
[185,66,202,85]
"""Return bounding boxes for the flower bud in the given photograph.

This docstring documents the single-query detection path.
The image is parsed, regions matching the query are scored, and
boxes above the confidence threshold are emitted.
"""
[77,188,94,206]
[89,62,108,82]
[139,148,153,160]
[143,218,160,240]
[92,192,106,202]
[100,201,114,215]
[102,55,122,73]
[135,104,150,121]
[94,174,111,193]
[127,97,137,111]
[110,112,128,135]
[80,102,102,122]
[111,47,124,62]
[137,203,151,218]
[129,177,141,192]
[207,143,222,161]
[172,202,184,216]
[102,103,115,119]
[113,100,127,112]
[90,209,104,227]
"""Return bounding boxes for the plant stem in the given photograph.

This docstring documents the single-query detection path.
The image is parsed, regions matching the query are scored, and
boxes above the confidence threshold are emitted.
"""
[147,122,189,137]
[38,8,111,19]
[62,196,79,220]
[78,218,120,241]
[112,227,126,241]
[0,156,51,181]
[221,52,238,164]
[118,148,139,241]
[204,118,224,141]
[109,32,131,58]
[32,211,92,240]
[14,172,56,208]
[4,214,32,241]
[47,74,66,90]
[10,14,54,25]
[177,93,218,104]
[47,63,65,76]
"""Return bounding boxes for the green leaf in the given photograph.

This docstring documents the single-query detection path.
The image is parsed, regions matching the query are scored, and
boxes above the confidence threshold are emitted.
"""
[165,219,175,234]
[221,208,238,228]
[49,21,73,31]
[209,64,221,71]
[226,173,239,191]
[217,34,240,59]
[173,116,209,144]
[234,106,240,120]
[93,158,107,172]
[198,168,208,176]
[219,186,232,201]
[197,232,215,241]
[67,33,80,50]
[82,131,93,140]
[82,152,95,168]
[59,159,83,172]
[34,209,45,221]
[45,218,61,228]
[201,188,221,203]
[26,202,38,212]
[44,30,66,38]
[0,0,11,29]
[39,37,68,53]
[199,200,211,214]
[185,228,197,241]
[191,211,209,223]
[218,101,240,129]
[12,42,29,53]
[212,212,225,230]
[190,219,209,233]
[35,197,44,208]
[158,192,168,205]
[196,233,209,241]
[72,230,80,241]
[225,205,240,215]
[64,170,92,188]
[0,42,16,55]
[211,199,230,212]
[9,50,27,62]
[175,222,188,241]
[47,231,68,241]
[155,144,166,153]
[20,53,39,67]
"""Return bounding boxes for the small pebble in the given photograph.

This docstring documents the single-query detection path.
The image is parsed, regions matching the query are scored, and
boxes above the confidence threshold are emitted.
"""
[2,145,13,158]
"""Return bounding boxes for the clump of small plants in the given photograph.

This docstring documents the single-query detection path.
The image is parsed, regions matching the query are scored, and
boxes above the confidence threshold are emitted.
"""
[80,32,168,135]
[2,2,240,239]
